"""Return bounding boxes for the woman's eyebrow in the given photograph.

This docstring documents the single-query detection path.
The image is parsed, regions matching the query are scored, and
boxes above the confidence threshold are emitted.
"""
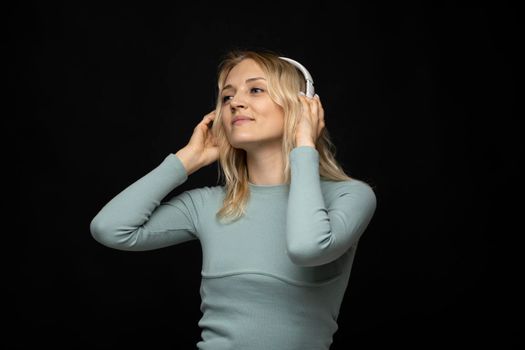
[222,77,266,92]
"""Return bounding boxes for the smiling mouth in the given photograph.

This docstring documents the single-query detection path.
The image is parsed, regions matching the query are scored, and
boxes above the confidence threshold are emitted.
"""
[233,119,254,125]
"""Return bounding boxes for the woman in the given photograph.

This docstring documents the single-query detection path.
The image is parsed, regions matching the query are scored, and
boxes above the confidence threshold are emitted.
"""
[90,50,377,349]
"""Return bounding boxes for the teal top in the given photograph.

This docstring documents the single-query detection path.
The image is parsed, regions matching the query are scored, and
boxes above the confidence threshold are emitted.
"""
[90,146,377,349]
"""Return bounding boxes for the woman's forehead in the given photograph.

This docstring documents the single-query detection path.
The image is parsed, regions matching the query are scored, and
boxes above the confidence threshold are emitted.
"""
[225,59,266,84]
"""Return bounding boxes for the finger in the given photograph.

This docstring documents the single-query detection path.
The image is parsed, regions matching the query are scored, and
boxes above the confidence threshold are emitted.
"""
[206,112,216,122]
[306,95,319,118]
[299,95,312,116]
[319,116,325,134]
[298,94,310,104]
[201,113,216,130]
[299,93,314,103]
[309,99,319,121]
[313,94,323,109]
[314,95,324,121]
[315,94,323,109]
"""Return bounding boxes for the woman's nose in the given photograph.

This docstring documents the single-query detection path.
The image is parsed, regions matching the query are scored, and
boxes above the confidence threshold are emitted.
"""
[230,95,246,109]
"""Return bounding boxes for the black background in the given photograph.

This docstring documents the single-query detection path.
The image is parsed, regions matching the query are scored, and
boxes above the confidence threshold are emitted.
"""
[10,1,520,349]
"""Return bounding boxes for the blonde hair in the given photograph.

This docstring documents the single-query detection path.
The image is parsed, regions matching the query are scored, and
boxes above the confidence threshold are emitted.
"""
[210,50,353,224]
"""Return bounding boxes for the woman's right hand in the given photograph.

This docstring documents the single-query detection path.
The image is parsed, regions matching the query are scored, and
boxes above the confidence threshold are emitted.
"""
[175,110,219,175]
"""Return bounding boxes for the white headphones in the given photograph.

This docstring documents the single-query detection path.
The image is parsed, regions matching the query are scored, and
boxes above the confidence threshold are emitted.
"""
[279,56,315,98]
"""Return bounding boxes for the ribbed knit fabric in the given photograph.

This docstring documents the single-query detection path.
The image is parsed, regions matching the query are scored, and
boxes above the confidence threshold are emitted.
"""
[90,146,377,349]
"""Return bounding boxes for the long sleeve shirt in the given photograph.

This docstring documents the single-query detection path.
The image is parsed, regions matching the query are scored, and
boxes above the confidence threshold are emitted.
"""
[90,145,377,349]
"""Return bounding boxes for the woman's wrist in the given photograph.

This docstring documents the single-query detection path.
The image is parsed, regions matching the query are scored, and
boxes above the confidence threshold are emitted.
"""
[295,138,316,148]
[175,147,201,176]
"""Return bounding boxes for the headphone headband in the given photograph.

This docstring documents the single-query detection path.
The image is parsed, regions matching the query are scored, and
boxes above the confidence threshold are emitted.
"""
[279,56,315,98]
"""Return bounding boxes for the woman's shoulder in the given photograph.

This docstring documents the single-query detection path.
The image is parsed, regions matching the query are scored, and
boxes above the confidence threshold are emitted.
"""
[320,177,377,200]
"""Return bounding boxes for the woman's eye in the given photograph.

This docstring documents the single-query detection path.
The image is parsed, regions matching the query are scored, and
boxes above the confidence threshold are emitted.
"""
[222,88,264,103]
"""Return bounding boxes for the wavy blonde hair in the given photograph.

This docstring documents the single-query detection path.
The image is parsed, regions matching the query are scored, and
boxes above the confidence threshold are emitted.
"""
[209,50,353,224]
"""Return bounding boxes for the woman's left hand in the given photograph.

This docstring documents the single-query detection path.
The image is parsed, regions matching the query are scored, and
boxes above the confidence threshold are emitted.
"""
[296,93,325,147]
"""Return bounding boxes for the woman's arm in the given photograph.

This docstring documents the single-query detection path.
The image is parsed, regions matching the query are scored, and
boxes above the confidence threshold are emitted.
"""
[286,146,377,266]
[90,153,201,251]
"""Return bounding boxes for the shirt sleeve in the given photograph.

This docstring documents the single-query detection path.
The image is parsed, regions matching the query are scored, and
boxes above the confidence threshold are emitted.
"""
[286,146,377,267]
[90,153,200,251]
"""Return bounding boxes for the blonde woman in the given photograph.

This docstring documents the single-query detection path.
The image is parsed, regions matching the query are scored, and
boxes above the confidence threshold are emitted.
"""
[90,49,377,349]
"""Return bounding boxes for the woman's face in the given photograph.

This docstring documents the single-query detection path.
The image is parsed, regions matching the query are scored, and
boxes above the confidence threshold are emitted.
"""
[220,58,285,151]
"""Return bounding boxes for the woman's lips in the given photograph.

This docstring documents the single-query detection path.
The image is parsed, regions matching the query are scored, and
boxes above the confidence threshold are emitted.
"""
[233,119,253,125]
